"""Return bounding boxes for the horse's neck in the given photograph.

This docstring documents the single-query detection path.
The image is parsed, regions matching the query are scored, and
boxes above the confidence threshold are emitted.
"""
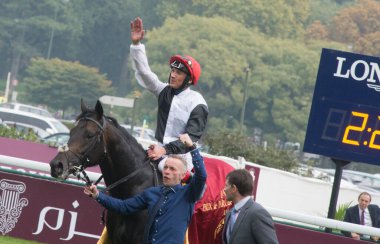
[100,142,146,187]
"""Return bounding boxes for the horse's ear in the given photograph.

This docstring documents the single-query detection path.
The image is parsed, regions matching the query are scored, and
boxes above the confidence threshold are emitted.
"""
[95,100,104,119]
[80,98,87,113]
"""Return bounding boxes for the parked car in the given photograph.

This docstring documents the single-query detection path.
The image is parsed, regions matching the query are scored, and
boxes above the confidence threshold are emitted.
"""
[40,132,70,147]
[0,102,53,117]
[120,124,156,141]
[0,106,69,137]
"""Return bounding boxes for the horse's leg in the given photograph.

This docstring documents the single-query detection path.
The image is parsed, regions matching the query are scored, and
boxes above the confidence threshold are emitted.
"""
[107,211,147,244]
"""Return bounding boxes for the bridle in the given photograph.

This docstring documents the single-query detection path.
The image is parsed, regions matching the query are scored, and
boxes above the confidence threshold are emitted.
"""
[58,116,107,186]
[57,114,160,226]
[58,116,159,191]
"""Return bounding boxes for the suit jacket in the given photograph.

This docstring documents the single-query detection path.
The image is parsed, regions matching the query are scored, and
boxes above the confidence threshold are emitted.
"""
[342,204,380,237]
[222,198,279,244]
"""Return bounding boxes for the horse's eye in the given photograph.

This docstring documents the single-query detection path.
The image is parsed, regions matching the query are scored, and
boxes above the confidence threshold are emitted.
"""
[86,133,95,139]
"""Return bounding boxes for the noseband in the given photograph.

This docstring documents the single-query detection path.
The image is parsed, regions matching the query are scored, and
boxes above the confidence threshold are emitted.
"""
[58,116,108,185]
[57,116,159,192]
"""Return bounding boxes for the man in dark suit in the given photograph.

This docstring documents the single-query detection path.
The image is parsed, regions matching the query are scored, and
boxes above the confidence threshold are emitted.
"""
[222,169,279,244]
[342,192,380,241]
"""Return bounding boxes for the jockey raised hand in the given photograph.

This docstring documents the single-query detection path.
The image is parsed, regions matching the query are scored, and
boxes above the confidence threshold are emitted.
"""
[130,16,144,44]
[129,17,208,178]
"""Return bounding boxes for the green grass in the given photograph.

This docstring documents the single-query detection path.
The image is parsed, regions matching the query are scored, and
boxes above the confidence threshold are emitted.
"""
[0,236,44,244]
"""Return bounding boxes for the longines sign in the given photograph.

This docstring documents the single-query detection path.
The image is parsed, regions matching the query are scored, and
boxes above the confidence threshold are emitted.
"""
[0,170,103,243]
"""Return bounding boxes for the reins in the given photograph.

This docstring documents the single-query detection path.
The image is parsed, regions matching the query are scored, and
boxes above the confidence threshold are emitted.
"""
[101,159,153,192]
[62,116,160,191]
[75,159,158,191]
[59,114,161,226]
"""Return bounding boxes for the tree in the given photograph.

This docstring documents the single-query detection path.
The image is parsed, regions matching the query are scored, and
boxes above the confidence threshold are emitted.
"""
[0,0,79,86]
[66,0,163,97]
[0,0,361,152]
[189,0,311,39]
[305,20,329,42]
[19,58,112,114]
[126,14,327,145]
[308,0,356,25]
[204,130,299,171]
[328,0,380,56]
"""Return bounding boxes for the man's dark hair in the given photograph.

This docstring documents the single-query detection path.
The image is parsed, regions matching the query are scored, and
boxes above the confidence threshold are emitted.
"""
[358,192,372,202]
[226,169,253,196]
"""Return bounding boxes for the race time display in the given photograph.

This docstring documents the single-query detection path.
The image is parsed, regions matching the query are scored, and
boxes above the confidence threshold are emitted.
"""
[304,48,380,166]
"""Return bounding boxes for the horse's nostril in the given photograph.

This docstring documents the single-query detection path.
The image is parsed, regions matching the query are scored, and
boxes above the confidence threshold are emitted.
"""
[51,161,64,177]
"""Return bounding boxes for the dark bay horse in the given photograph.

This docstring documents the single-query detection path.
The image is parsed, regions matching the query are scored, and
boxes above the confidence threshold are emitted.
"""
[50,100,159,244]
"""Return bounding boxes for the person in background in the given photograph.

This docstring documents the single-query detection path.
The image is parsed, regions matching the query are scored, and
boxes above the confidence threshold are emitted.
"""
[342,192,380,241]
[222,169,279,244]
[84,133,207,244]
[129,17,208,180]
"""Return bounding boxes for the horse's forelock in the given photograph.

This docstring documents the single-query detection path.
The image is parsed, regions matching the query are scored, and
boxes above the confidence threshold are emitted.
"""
[75,113,84,122]
[76,110,97,121]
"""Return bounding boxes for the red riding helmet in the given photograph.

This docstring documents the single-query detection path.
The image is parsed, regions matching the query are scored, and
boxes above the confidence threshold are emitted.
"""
[169,55,201,85]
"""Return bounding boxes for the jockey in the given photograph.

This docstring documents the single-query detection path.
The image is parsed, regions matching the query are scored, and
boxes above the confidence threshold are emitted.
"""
[130,17,208,180]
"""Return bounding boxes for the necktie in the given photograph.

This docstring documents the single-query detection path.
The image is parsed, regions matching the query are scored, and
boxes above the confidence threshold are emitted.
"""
[227,208,239,241]
[360,210,365,225]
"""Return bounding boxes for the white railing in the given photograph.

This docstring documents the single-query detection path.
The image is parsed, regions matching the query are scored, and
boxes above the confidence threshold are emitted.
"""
[0,155,104,185]
[268,206,380,237]
[1,152,380,237]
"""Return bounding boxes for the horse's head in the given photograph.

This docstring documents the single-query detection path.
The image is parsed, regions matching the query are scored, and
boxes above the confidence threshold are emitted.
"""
[50,99,108,180]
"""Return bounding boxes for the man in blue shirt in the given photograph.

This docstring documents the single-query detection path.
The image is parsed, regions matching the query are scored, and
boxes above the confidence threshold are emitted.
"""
[84,134,207,244]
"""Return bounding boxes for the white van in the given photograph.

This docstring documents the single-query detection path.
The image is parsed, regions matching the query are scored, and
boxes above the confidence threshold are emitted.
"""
[0,107,69,138]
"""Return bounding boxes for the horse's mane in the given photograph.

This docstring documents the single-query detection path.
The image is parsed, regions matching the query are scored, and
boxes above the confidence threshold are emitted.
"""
[104,116,135,140]
[76,110,146,153]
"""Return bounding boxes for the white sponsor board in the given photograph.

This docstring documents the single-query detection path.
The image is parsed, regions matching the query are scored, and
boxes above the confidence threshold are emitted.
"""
[99,95,134,108]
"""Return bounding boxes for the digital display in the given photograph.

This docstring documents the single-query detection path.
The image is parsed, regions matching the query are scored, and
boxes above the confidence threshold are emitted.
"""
[304,48,380,166]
